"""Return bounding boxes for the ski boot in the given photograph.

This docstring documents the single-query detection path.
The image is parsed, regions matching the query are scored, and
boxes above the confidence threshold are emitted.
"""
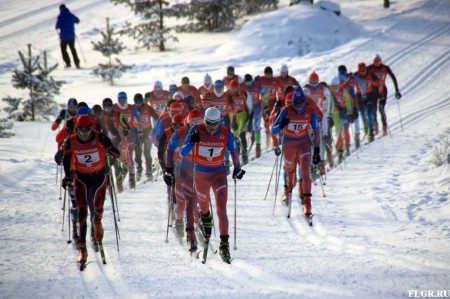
[303,193,312,216]
[199,212,212,239]
[382,125,388,137]
[255,144,261,158]
[145,170,153,182]
[338,150,344,164]
[78,243,88,265]
[219,235,231,264]
[136,166,143,182]
[129,173,136,189]
[345,144,351,157]
[318,161,326,176]
[282,185,289,205]
[368,130,375,143]
[224,160,231,176]
[186,229,198,253]
[175,219,185,238]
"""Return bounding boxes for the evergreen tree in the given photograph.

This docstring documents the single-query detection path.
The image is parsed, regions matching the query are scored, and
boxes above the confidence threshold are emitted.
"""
[110,0,178,51]
[2,44,65,121]
[243,0,278,15]
[172,0,237,32]
[0,118,15,138]
[92,18,134,85]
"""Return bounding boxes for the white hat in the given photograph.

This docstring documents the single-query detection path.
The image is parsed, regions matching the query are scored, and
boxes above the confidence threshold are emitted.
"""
[154,80,163,88]
[280,64,289,73]
[204,73,212,84]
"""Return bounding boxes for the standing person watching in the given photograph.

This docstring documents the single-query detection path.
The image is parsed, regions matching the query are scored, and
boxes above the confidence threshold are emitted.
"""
[56,4,80,69]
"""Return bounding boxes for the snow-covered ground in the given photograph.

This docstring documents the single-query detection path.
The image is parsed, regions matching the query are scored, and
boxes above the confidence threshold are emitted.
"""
[1,0,449,298]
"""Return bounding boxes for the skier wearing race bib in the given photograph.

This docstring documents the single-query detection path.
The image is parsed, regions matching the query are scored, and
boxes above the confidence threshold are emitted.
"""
[272,87,320,217]
[180,107,245,263]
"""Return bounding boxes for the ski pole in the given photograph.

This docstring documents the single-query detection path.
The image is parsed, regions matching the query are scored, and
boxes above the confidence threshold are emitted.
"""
[75,35,86,63]
[108,180,120,251]
[165,182,174,243]
[273,138,284,216]
[67,189,72,244]
[58,166,63,200]
[61,186,67,231]
[315,165,327,198]
[107,155,120,221]
[233,178,237,250]
[264,156,278,201]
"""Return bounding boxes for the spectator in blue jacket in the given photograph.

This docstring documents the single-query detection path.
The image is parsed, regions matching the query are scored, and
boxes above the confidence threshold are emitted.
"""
[56,4,80,69]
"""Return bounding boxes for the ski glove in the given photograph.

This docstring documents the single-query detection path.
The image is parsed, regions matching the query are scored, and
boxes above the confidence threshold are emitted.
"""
[395,90,402,100]
[327,116,334,128]
[54,149,63,166]
[279,118,290,130]
[312,147,321,165]
[190,130,200,144]
[232,168,246,180]
[62,176,72,189]
[353,107,359,120]
[163,168,174,186]
[274,146,281,156]
[123,130,129,137]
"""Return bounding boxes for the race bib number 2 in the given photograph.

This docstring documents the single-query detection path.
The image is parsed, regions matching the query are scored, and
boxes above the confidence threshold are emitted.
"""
[76,152,100,167]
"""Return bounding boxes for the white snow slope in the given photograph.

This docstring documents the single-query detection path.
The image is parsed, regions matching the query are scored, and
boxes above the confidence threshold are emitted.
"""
[0,0,449,298]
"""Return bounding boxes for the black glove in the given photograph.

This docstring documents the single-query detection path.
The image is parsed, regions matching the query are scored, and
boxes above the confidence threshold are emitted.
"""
[123,130,129,137]
[54,149,63,165]
[62,176,72,189]
[232,168,246,180]
[327,116,334,128]
[190,130,200,144]
[353,107,359,120]
[274,146,281,156]
[312,147,321,165]
[232,120,238,131]
[279,118,290,130]
[163,168,174,186]
[348,114,354,124]
[395,90,401,100]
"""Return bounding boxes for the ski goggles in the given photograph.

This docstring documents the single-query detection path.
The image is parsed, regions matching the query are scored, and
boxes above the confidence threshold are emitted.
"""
[205,119,219,126]
[78,126,92,133]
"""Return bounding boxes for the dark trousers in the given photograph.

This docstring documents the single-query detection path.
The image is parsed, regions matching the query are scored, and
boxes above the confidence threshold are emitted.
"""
[60,40,80,68]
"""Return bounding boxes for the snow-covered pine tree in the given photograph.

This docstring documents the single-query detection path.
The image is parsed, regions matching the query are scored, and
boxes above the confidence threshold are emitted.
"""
[2,44,65,121]
[171,0,237,32]
[243,0,278,15]
[92,18,134,85]
[110,0,178,51]
[0,118,15,138]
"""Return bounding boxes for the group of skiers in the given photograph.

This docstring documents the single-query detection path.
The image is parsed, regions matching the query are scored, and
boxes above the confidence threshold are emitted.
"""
[51,53,401,266]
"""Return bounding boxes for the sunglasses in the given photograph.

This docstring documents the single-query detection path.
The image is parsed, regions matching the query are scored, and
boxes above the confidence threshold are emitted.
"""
[205,120,219,126]
[78,126,92,133]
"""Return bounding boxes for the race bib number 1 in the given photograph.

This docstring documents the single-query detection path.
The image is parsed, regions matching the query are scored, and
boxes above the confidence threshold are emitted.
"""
[198,145,223,158]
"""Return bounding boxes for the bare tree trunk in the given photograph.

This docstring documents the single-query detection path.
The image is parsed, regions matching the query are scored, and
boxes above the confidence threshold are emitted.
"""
[384,0,390,8]
[159,0,165,51]
[106,18,114,85]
